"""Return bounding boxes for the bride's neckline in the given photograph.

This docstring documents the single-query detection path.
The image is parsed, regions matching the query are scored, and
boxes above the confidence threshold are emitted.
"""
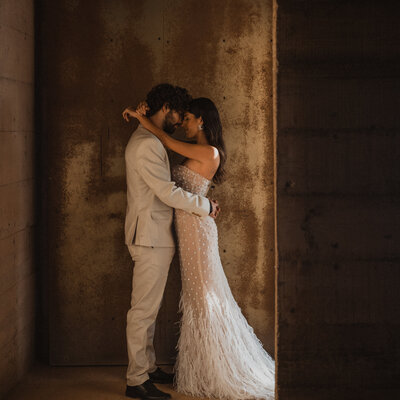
[177,164,212,183]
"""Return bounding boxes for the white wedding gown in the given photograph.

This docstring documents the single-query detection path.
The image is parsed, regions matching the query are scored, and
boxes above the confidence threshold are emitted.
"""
[171,164,275,400]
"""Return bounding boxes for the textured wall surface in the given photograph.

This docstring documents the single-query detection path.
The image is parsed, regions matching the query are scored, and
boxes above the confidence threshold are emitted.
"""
[0,0,37,397]
[276,1,400,399]
[38,0,275,365]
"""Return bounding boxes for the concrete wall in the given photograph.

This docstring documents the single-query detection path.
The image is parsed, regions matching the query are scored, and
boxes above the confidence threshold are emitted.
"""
[0,0,37,397]
[38,0,275,364]
[275,1,400,398]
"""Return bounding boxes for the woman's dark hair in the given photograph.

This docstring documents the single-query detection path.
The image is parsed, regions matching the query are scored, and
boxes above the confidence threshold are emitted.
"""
[189,97,226,184]
[146,83,192,118]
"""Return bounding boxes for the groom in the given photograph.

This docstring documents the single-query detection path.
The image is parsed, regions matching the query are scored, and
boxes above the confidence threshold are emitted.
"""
[122,83,220,400]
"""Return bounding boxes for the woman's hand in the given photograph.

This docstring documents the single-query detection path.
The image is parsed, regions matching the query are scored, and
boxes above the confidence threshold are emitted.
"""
[122,106,137,122]
[122,101,149,122]
[136,101,149,116]
[122,101,169,145]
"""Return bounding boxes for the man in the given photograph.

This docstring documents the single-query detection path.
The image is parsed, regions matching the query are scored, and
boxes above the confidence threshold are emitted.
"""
[122,83,219,400]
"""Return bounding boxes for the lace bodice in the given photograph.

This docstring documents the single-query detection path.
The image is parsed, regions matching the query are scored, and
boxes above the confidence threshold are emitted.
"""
[172,164,212,196]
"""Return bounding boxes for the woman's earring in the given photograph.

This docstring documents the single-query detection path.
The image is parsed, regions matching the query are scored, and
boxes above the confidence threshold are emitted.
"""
[199,124,204,130]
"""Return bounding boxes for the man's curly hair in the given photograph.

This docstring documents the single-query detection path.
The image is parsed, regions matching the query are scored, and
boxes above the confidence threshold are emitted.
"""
[145,83,192,118]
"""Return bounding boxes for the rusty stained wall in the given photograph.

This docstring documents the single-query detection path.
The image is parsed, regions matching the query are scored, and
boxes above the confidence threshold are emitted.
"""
[275,1,400,399]
[39,0,275,364]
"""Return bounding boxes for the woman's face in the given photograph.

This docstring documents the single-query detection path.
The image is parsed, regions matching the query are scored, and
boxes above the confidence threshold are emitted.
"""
[182,112,202,139]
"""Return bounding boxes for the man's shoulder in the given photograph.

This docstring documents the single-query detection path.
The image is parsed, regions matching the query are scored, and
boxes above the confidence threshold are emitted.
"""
[127,125,165,158]
[132,125,162,144]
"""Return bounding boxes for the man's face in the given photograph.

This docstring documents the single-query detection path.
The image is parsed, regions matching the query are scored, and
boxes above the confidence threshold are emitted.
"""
[163,110,183,134]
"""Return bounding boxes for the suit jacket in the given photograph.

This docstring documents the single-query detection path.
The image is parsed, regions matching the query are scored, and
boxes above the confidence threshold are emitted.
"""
[124,124,210,247]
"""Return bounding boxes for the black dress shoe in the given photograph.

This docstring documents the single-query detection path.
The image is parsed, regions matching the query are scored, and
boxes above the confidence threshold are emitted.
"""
[125,379,171,399]
[148,367,175,384]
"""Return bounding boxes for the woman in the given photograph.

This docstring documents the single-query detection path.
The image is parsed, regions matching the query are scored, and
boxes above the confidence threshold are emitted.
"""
[125,98,275,400]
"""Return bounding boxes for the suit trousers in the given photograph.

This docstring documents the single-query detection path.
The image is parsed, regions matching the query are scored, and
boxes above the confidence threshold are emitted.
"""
[126,244,175,386]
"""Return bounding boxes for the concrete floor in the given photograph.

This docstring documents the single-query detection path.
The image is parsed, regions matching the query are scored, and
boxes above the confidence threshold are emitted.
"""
[6,362,209,400]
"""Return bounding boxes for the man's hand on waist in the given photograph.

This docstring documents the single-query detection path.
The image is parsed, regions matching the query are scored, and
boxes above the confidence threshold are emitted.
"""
[208,199,220,219]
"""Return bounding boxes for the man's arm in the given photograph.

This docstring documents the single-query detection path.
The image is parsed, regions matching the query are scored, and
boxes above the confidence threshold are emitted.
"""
[134,138,211,217]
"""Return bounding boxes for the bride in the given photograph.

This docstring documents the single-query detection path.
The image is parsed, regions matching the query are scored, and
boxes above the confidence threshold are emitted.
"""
[126,97,275,400]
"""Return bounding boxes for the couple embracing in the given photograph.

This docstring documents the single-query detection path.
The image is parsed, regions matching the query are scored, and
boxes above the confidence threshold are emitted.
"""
[122,83,275,400]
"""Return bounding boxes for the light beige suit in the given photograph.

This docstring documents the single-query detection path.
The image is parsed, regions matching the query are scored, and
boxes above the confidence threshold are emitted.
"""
[124,123,210,386]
